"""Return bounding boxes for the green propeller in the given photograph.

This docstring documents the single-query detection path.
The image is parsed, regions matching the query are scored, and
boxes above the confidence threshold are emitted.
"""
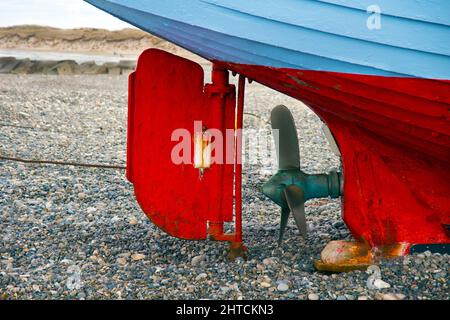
[262,105,343,244]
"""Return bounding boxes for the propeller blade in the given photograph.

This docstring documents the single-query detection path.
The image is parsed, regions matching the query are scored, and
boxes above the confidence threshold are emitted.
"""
[271,105,300,170]
[279,207,290,245]
[284,185,307,238]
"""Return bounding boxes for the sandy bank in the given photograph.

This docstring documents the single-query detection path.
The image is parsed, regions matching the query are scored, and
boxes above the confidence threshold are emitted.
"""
[0,25,206,64]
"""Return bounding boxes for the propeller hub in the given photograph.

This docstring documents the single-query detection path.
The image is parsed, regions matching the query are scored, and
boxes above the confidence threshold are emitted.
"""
[262,169,342,206]
[262,169,302,207]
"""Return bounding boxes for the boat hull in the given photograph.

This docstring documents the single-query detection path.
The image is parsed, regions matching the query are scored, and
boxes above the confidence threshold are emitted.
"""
[84,0,450,251]
[219,62,450,248]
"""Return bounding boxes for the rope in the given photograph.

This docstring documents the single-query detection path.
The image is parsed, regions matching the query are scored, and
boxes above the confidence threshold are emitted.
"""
[0,114,264,171]
[0,155,126,170]
[243,112,270,125]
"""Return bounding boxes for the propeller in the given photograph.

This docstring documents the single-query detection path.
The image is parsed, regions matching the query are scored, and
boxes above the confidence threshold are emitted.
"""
[271,104,300,170]
[262,105,343,245]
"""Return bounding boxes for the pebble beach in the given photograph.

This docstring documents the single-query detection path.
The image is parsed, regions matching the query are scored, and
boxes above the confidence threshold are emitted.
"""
[0,73,448,300]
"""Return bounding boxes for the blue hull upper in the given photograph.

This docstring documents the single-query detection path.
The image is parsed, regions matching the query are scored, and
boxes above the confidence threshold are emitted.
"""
[85,0,450,80]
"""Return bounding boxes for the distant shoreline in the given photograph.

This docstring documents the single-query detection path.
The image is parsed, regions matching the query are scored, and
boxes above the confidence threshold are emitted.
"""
[0,25,207,64]
[0,47,134,57]
[0,25,159,55]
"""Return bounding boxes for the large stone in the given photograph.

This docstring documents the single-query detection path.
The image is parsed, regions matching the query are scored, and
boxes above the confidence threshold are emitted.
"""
[79,62,108,75]
[11,58,33,74]
[118,60,136,70]
[373,279,391,289]
[308,293,319,300]
[107,67,122,75]
[314,240,372,272]
[277,282,289,292]
[102,62,118,69]
[0,57,20,73]
[32,60,59,74]
[99,62,124,75]
[49,60,78,75]
[191,254,204,266]
[131,253,145,261]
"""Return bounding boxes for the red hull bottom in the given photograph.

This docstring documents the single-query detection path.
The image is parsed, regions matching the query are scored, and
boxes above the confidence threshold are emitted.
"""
[129,50,449,268]
[220,62,450,251]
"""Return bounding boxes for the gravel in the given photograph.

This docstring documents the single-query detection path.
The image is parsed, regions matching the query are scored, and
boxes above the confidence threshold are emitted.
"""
[0,74,448,300]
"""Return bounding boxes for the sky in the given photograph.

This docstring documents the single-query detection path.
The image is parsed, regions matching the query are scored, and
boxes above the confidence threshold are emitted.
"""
[0,0,134,30]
